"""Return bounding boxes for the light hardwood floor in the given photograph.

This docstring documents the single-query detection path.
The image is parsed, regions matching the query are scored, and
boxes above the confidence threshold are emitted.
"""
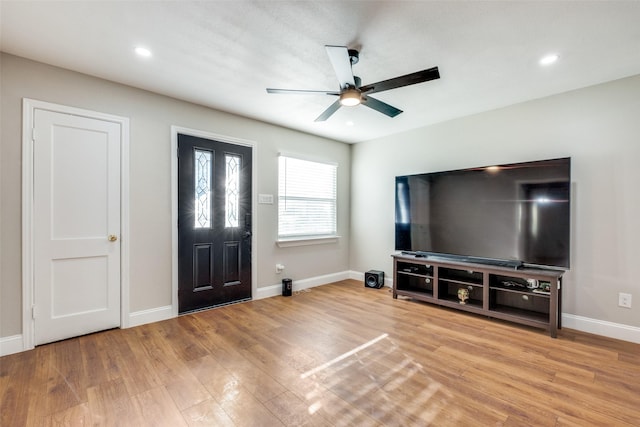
[1,279,639,426]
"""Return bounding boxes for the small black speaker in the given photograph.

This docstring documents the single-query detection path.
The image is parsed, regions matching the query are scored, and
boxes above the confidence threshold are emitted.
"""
[282,278,292,297]
[364,270,384,288]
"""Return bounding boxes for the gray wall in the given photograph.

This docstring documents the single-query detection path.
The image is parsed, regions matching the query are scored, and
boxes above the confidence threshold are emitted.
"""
[3,52,639,341]
[350,74,640,329]
[0,54,351,337]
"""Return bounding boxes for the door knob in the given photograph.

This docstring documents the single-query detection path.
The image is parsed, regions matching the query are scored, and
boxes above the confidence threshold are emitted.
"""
[108,234,118,242]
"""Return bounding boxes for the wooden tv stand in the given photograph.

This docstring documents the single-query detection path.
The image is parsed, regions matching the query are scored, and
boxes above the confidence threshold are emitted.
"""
[392,254,564,337]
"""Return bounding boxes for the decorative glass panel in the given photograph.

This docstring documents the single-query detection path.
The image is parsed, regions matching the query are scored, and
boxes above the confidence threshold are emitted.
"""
[225,154,240,228]
[194,149,212,228]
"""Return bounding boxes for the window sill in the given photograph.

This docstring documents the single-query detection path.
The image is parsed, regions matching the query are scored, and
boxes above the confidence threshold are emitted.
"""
[276,236,340,248]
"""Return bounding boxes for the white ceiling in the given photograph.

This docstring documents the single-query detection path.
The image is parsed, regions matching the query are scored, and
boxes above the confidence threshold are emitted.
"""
[2,1,640,143]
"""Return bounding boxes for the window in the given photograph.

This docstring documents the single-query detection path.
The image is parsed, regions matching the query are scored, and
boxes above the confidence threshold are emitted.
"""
[225,154,240,228]
[278,155,337,240]
[194,149,212,228]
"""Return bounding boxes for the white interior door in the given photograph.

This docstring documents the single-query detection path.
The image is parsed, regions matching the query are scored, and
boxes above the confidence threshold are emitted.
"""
[33,109,121,345]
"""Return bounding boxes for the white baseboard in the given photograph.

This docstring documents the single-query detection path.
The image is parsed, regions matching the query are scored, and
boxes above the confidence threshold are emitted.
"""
[0,334,24,357]
[256,270,353,299]
[128,305,174,328]
[562,313,640,344]
[349,270,365,281]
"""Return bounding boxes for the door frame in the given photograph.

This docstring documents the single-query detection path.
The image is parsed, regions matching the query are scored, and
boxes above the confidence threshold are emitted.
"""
[21,98,130,351]
[171,126,257,316]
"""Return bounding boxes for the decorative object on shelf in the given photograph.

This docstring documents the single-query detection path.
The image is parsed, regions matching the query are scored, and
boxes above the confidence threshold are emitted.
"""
[457,288,469,304]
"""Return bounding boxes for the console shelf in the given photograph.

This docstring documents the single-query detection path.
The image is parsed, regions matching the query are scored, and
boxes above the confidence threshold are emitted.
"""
[392,254,564,337]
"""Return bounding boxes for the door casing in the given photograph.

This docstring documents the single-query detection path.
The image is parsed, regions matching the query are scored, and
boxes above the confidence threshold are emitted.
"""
[170,126,257,316]
[22,98,130,351]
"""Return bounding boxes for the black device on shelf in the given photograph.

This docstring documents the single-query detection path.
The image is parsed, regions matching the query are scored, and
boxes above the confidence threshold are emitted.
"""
[395,157,571,270]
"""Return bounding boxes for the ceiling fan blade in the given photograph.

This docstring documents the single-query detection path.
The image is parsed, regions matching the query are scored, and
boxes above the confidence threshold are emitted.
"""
[314,100,342,122]
[325,45,355,89]
[362,96,403,118]
[360,67,440,95]
[267,88,339,96]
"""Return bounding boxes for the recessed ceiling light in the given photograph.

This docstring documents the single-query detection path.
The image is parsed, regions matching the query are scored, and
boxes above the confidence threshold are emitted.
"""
[539,54,559,66]
[346,121,354,126]
[134,46,152,58]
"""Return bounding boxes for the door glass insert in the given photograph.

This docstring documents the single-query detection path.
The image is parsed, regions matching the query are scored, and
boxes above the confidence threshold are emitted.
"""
[225,154,240,228]
[194,149,212,228]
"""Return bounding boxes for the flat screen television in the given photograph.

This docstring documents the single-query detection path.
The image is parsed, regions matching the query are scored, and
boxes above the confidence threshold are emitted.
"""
[395,157,571,270]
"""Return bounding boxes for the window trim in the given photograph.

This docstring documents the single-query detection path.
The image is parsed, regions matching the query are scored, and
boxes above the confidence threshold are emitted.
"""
[276,235,340,248]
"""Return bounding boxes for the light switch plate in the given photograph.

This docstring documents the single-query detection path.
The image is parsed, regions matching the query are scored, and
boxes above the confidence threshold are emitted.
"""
[258,194,274,204]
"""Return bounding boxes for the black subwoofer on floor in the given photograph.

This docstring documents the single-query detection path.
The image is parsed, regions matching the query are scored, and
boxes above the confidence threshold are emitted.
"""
[364,270,385,288]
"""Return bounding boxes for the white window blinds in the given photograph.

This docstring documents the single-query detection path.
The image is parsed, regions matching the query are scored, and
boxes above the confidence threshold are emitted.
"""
[278,155,337,239]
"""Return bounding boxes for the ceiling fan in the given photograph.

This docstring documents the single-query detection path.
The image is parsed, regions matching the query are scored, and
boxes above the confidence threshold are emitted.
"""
[266,45,440,122]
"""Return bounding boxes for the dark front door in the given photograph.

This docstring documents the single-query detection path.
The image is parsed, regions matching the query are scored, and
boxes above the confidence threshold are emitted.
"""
[178,134,252,313]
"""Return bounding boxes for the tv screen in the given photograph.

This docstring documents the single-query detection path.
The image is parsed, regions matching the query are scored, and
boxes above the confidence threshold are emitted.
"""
[395,157,571,270]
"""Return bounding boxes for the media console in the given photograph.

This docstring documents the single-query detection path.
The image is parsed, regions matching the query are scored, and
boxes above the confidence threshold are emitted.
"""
[392,254,564,337]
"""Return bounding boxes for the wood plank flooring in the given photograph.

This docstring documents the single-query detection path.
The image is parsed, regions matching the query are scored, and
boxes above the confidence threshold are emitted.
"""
[1,279,639,426]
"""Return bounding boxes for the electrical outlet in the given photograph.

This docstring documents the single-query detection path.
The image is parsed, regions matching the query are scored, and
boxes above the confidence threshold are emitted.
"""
[618,292,632,308]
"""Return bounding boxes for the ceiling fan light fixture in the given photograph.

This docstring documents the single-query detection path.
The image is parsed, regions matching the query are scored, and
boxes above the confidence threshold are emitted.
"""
[339,88,361,107]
